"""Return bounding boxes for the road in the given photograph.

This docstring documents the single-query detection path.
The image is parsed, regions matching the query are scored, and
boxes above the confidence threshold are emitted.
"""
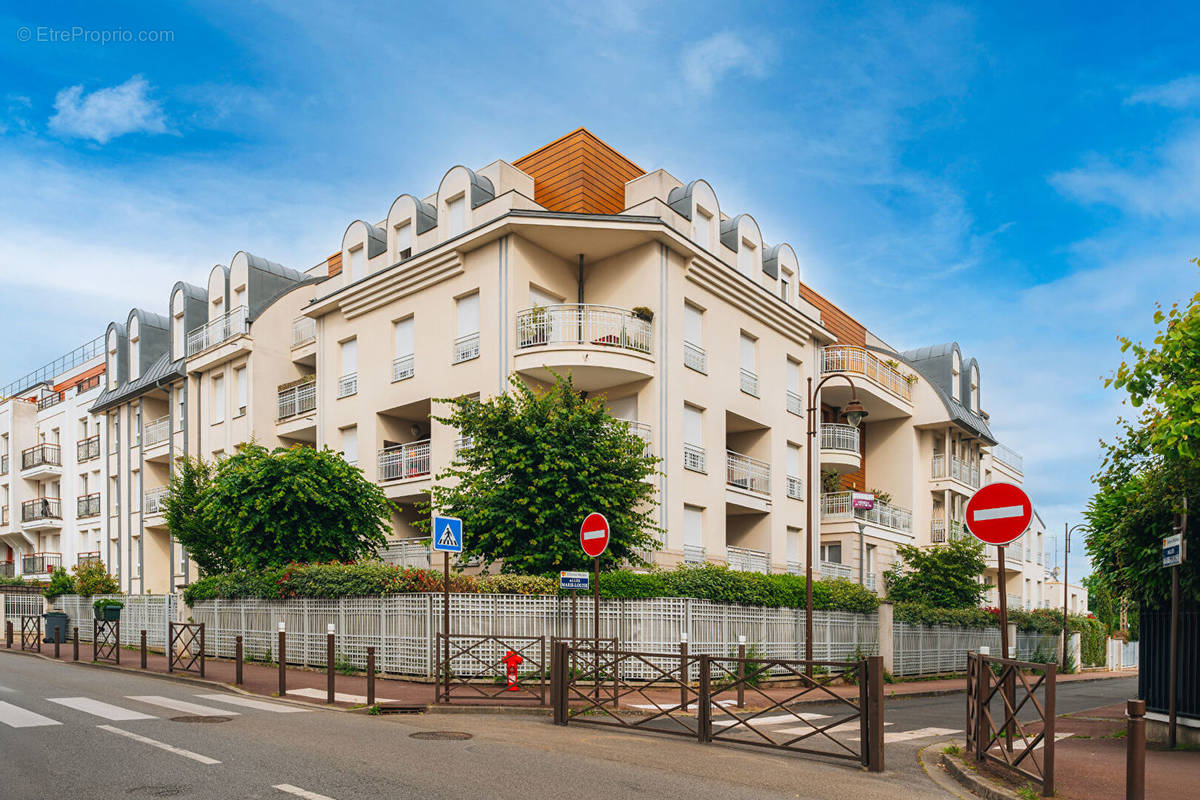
[0,650,1137,800]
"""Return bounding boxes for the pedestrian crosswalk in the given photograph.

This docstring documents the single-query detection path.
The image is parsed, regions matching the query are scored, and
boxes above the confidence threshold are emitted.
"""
[0,691,306,729]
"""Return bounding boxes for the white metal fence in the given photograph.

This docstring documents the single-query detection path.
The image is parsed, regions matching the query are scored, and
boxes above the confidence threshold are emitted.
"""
[515,304,652,355]
[1015,629,1061,663]
[2,593,45,628]
[893,622,1001,676]
[1122,639,1139,669]
[52,594,180,649]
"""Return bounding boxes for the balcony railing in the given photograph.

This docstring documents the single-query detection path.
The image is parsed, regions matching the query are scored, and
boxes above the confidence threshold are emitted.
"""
[392,354,415,382]
[453,332,481,364]
[515,304,652,355]
[186,305,249,356]
[991,443,1024,473]
[786,560,802,576]
[21,443,61,470]
[683,443,706,473]
[37,392,64,411]
[77,493,101,518]
[337,373,358,398]
[864,572,877,592]
[454,436,473,458]
[726,545,769,574]
[378,439,431,482]
[22,552,61,575]
[0,505,6,526]
[786,475,803,500]
[144,415,170,447]
[726,450,770,495]
[819,560,853,580]
[0,561,12,578]
[821,491,913,534]
[76,551,101,567]
[932,454,980,489]
[683,544,706,565]
[620,419,651,442]
[739,368,759,397]
[1,453,7,475]
[277,379,316,420]
[292,316,316,347]
[786,390,803,416]
[820,423,860,453]
[77,434,100,463]
[144,486,169,515]
[683,341,707,373]
[821,345,913,401]
[75,374,101,394]
[931,518,966,543]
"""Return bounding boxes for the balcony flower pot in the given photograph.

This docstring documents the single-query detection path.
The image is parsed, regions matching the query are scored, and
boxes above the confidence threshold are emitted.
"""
[631,306,654,322]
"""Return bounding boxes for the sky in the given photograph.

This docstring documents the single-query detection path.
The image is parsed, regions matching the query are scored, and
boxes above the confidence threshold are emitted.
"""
[2,1,1198,581]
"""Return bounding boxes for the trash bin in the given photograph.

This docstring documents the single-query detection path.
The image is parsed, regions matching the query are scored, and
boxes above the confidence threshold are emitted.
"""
[43,611,69,644]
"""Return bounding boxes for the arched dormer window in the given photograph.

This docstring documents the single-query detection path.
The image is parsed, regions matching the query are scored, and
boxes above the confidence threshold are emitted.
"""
[128,317,140,381]
[951,350,962,402]
[970,364,979,412]
[106,330,118,390]
[172,290,185,359]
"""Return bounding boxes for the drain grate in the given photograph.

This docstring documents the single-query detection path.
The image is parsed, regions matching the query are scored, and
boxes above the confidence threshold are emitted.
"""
[409,731,473,741]
[170,715,232,724]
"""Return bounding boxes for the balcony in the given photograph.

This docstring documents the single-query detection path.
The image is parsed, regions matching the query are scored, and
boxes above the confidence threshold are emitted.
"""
[683,544,706,565]
[292,316,316,347]
[37,392,64,411]
[930,518,968,543]
[0,505,6,526]
[820,345,914,421]
[786,560,802,576]
[726,545,769,573]
[726,450,770,495]
[0,561,12,578]
[392,354,415,382]
[144,486,169,517]
[454,436,473,458]
[864,573,877,593]
[513,304,653,391]
[683,341,707,374]
[786,475,803,500]
[453,332,481,364]
[76,551,101,567]
[819,560,853,580]
[991,443,1024,474]
[820,423,861,473]
[277,379,316,421]
[142,414,170,448]
[21,443,61,477]
[786,390,803,416]
[932,454,980,489]
[378,440,431,483]
[22,497,62,528]
[739,368,759,397]
[821,491,913,534]
[0,453,7,475]
[186,305,249,357]
[77,492,101,519]
[21,552,61,576]
[77,434,100,463]
[683,443,706,474]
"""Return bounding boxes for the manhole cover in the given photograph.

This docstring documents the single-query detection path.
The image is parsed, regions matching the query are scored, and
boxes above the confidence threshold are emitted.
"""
[409,731,473,740]
[169,715,232,724]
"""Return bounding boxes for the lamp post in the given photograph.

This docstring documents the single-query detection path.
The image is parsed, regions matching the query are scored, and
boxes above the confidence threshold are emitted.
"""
[1061,523,1089,671]
[806,374,867,672]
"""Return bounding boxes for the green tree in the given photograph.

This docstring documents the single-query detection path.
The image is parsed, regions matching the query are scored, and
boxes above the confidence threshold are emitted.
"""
[167,444,393,572]
[162,455,230,575]
[42,566,75,600]
[71,560,119,596]
[420,373,661,573]
[1086,263,1200,608]
[884,536,987,608]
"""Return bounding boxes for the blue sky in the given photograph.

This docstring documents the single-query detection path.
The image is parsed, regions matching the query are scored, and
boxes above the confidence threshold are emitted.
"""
[2,1,1198,579]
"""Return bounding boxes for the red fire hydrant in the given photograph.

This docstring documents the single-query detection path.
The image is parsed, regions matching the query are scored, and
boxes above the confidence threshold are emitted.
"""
[503,650,523,691]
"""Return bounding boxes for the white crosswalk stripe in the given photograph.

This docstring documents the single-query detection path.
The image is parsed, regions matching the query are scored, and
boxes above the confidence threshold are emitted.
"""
[47,697,155,721]
[712,712,830,727]
[0,700,60,728]
[850,726,961,743]
[286,688,393,705]
[990,732,1073,752]
[195,693,310,713]
[127,696,240,717]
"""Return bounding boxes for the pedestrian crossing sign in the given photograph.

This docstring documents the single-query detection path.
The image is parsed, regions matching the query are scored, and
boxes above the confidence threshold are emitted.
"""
[432,515,463,553]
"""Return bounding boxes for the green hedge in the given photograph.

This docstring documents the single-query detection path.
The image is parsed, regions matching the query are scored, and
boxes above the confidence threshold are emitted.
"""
[896,602,1108,639]
[183,562,879,613]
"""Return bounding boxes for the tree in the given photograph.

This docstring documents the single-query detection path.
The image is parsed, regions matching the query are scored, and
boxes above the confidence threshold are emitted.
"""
[162,455,230,575]
[1086,263,1200,608]
[43,566,75,600]
[166,444,393,573]
[420,373,661,573]
[71,560,119,597]
[883,536,987,608]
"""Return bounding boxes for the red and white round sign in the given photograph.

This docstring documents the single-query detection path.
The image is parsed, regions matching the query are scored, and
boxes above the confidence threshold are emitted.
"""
[965,482,1032,546]
[579,512,610,558]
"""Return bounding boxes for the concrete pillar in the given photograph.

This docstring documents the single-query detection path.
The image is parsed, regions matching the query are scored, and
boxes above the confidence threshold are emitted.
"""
[1069,632,1082,669]
[1007,623,1017,659]
[877,602,894,674]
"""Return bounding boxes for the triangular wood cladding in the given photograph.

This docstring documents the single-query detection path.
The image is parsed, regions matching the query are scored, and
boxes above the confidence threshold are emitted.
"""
[514,128,645,215]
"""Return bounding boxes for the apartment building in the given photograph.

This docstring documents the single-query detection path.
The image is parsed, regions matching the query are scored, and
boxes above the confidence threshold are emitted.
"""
[72,127,1047,606]
[0,338,107,580]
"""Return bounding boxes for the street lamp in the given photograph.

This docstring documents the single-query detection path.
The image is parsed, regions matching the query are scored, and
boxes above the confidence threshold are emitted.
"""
[805,375,868,670]
[1061,523,1089,671]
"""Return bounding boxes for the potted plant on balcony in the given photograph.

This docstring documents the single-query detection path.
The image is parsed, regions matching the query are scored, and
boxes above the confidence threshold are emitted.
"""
[631,306,654,322]
[518,305,549,347]
[93,598,124,621]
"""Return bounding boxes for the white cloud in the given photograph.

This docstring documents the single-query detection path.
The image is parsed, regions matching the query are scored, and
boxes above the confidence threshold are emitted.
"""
[1126,75,1200,108]
[680,31,770,94]
[48,75,167,144]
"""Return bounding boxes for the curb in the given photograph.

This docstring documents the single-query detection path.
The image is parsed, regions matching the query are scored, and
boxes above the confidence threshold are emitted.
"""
[937,751,1023,800]
[917,741,976,800]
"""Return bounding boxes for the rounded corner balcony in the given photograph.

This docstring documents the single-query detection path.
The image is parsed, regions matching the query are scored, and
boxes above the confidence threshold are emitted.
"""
[820,345,914,420]
[512,304,654,391]
[819,423,861,473]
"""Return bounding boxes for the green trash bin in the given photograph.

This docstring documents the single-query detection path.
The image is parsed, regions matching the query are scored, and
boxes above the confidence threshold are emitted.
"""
[43,611,69,644]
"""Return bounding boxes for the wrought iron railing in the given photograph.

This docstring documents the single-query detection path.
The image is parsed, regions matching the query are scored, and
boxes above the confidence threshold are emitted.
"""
[515,304,652,355]
[292,316,315,347]
[77,493,101,518]
[77,551,101,567]
[37,392,63,411]
[378,439,431,481]
[0,560,13,578]
[821,491,912,533]
[186,305,248,356]
[821,423,860,453]
[22,552,62,574]
[739,368,759,397]
[144,486,169,515]
[392,354,415,382]
[683,442,706,473]
[821,345,912,401]
[21,443,61,470]
[726,546,770,573]
[277,379,316,420]
[77,434,100,463]
[21,497,61,522]
[683,341,706,373]
[453,332,480,363]
[726,450,770,495]
[932,453,980,488]
[143,415,170,447]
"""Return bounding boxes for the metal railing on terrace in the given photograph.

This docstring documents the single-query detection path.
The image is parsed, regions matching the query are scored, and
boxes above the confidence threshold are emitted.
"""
[292,317,315,347]
[931,453,980,488]
[821,423,860,453]
[21,443,60,470]
[186,306,249,356]
[683,341,706,373]
[821,345,913,401]
[0,335,104,400]
[378,439,431,482]
[21,552,61,575]
[77,434,100,463]
[143,415,170,447]
[515,304,652,355]
[820,560,853,580]
[392,354,415,382]
[37,392,63,411]
[77,493,100,519]
[144,487,169,515]
[453,332,480,364]
[821,491,913,534]
[277,379,316,420]
[76,551,101,567]
[991,443,1024,473]
[726,545,770,573]
[725,449,770,495]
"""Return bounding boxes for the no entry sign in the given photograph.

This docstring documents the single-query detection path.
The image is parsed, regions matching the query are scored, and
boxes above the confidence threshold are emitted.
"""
[965,482,1032,546]
[580,512,610,558]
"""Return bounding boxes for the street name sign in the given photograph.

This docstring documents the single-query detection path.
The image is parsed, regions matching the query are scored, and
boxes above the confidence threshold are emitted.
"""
[1163,533,1186,568]
[965,482,1032,546]
[432,515,463,553]
[580,512,610,558]
[560,571,589,590]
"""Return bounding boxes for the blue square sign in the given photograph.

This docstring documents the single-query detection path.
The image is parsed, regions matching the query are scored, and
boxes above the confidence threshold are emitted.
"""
[432,515,463,553]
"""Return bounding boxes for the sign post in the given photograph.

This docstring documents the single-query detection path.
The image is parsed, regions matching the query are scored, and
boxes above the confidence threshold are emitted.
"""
[580,513,610,701]
[966,482,1033,660]
[1165,500,1188,749]
[560,571,589,639]
[432,515,463,703]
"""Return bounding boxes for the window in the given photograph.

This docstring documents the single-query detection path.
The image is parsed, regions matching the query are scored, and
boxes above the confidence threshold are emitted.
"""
[177,393,185,431]
[233,285,246,310]
[951,350,962,401]
[866,544,876,575]
[737,240,756,278]
[683,404,705,473]
[821,543,842,564]
[684,505,703,559]
[393,317,415,381]
[453,292,480,363]
[340,426,358,466]
[683,303,705,373]
[339,339,358,397]
[107,331,118,389]
[693,208,713,250]
[395,222,412,261]
[786,444,802,499]
[780,269,793,303]
[234,367,247,417]
[212,374,225,423]
[786,359,802,414]
[173,312,184,358]
[970,364,979,412]
[128,321,140,381]
[447,195,466,237]
[786,527,801,570]
[739,333,758,396]
[348,247,364,282]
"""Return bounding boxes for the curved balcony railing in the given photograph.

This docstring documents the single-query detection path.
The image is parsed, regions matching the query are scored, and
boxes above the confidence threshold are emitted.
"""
[821,345,912,401]
[186,305,249,356]
[820,423,860,453]
[515,304,652,356]
[821,491,912,534]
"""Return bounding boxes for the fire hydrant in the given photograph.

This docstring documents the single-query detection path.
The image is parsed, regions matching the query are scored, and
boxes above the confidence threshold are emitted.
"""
[503,650,523,691]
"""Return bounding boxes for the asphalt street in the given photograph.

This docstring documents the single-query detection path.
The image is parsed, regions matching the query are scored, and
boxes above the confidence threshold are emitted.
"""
[0,650,1138,800]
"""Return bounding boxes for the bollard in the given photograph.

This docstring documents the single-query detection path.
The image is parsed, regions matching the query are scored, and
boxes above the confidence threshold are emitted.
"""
[366,646,376,707]
[277,624,287,697]
[737,635,746,709]
[73,627,79,661]
[679,634,690,712]
[867,655,885,773]
[235,635,243,685]
[199,623,206,679]
[140,630,147,669]
[326,624,336,705]
[5,620,11,648]
[1126,699,1145,800]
